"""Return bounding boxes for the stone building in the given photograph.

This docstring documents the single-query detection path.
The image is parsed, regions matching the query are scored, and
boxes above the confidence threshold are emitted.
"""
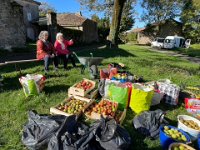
[132,19,183,45]
[0,0,40,49]
[39,12,99,44]
[15,0,40,41]
[57,13,98,43]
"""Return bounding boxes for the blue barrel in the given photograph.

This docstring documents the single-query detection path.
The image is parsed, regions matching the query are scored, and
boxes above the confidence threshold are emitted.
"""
[198,134,200,150]
[160,125,191,150]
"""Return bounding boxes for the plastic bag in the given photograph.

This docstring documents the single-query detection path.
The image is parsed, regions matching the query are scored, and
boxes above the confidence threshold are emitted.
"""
[108,84,129,110]
[93,118,131,150]
[19,74,46,97]
[89,65,98,79]
[48,115,89,150]
[185,98,200,119]
[22,110,66,150]
[157,79,180,105]
[151,91,164,106]
[129,84,154,114]
[133,109,167,139]
[104,79,120,98]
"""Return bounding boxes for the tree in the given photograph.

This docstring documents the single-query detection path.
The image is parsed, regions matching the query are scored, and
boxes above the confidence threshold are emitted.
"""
[77,0,127,47]
[91,14,110,41]
[120,0,135,33]
[141,0,182,23]
[39,2,56,17]
[181,0,200,42]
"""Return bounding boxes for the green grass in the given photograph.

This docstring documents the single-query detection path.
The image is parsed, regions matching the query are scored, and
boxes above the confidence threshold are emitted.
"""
[175,44,200,57]
[0,44,200,150]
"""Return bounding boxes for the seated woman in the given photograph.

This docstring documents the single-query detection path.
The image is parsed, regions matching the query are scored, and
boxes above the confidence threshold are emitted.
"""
[36,31,58,73]
[54,33,76,70]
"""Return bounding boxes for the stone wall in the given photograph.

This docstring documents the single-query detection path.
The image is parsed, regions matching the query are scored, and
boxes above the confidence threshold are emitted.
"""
[0,0,26,49]
[82,19,98,43]
[16,0,40,40]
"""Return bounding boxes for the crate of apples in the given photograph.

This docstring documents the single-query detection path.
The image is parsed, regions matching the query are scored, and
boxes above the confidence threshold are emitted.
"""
[68,78,96,97]
[50,96,92,117]
[85,99,118,120]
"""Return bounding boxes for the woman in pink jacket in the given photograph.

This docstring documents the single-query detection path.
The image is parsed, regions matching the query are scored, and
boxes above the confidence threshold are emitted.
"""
[54,33,76,69]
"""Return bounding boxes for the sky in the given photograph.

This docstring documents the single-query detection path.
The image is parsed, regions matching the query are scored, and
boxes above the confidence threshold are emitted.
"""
[37,0,145,29]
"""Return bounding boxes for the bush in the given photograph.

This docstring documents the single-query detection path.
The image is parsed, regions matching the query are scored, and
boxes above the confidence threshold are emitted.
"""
[127,32,137,42]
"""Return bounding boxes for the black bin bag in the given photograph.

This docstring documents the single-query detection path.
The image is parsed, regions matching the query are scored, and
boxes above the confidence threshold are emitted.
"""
[133,109,167,139]
[48,115,90,150]
[93,118,131,150]
[22,110,66,150]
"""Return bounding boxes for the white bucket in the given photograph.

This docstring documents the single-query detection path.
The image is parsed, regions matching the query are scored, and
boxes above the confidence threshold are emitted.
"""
[168,142,196,150]
[177,115,200,140]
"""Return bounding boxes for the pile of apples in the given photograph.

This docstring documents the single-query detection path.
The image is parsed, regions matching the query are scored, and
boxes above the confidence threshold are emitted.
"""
[57,98,87,114]
[86,100,118,118]
[75,80,93,91]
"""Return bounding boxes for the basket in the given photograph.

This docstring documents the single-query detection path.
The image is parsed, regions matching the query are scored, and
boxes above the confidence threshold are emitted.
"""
[177,115,200,140]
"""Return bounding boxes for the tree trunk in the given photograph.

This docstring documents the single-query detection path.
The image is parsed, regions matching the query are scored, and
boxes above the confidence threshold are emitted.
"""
[108,0,126,47]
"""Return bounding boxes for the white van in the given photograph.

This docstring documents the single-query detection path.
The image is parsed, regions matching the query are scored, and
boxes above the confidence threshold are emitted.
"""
[151,37,165,48]
[163,36,185,49]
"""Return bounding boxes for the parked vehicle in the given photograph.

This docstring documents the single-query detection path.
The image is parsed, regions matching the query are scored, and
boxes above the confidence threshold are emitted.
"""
[185,39,191,48]
[151,37,165,48]
[163,36,185,49]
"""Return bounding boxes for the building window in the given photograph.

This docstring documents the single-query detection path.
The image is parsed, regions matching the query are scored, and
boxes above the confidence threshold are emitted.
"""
[27,13,32,21]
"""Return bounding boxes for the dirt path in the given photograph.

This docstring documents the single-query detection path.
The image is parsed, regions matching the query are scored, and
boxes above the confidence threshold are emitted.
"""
[148,48,200,64]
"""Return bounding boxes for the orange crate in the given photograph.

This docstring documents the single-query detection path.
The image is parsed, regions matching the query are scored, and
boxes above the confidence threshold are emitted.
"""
[68,78,96,97]
[50,96,93,117]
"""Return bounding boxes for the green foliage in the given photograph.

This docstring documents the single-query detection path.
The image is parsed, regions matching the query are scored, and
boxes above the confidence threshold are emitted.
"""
[181,0,200,43]
[175,44,200,57]
[39,2,56,17]
[91,15,110,41]
[127,32,137,42]
[141,0,182,23]
[78,0,135,45]
[0,44,200,149]
[119,0,135,32]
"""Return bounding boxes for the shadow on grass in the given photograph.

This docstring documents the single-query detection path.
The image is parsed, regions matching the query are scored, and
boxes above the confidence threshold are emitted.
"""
[0,75,22,91]
[0,61,44,74]
[76,47,136,59]
[44,84,70,94]
[123,109,161,150]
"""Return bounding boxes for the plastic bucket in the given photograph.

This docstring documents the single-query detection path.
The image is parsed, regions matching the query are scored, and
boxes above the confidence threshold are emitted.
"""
[177,115,200,140]
[168,142,196,150]
[160,125,191,150]
[198,134,200,150]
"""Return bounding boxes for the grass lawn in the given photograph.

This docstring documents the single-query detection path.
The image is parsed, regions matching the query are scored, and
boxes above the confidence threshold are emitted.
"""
[175,44,200,57]
[0,44,200,150]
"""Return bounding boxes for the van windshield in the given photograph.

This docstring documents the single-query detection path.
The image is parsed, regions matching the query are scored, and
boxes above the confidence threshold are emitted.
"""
[157,38,164,43]
[165,39,173,43]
